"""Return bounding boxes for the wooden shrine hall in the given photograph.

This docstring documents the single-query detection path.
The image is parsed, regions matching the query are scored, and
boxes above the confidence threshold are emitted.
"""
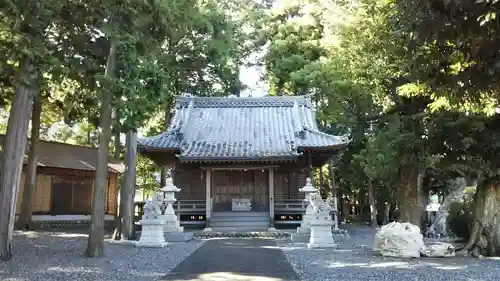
[137,95,348,231]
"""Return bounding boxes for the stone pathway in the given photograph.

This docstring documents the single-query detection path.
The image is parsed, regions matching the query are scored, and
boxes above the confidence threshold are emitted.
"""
[162,238,301,281]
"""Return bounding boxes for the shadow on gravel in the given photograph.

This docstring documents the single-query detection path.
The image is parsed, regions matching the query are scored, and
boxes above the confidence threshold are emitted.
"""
[0,230,203,281]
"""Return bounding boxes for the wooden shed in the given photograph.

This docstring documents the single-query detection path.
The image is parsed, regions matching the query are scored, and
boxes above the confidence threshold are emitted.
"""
[138,96,348,231]
[0,135,123,226]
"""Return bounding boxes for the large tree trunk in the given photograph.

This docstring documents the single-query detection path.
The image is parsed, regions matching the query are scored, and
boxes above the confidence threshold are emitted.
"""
[328,159,339,229]
[159,102,171,187]
[85,40,117,257]
[383,202,391,225]
[368,179,378,227]
[398,162,421,227]
[0,60,39,261]
[121,130,137,240]
[462,178,500,257]
[111,110,122,240]
[15,94,42,230]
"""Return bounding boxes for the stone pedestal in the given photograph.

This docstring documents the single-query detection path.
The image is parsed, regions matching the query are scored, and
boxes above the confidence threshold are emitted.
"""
[291,232,310,242]
[160,178,184,233]
[136,219,167,247]
[135,195,167,248]
[297,177,318,234]
[308,219,336,249]
[165,232,194,242]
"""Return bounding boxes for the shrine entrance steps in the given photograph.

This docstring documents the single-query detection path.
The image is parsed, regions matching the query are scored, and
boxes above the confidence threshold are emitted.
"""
[162,238,300,281]
[210,211,270,232]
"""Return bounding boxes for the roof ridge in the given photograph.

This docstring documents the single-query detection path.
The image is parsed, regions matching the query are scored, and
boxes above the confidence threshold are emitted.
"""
[174,95,313,108]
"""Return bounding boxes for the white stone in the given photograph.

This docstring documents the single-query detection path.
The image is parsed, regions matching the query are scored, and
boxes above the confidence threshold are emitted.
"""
[165,232,194,242]
[136,220,168,247]
[160,177,184,233]
[373,222,425,258]
[297,177,318,234]
[308,219,336,248]
[232,198,252,211]
[136,196,167,248]
[306,193,336,248]
[421,242,455,257]
[291,233,310,243]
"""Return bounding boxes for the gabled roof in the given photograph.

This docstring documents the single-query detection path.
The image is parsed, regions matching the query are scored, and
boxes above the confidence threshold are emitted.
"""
[0,135,124,173]
[138,96,348,160]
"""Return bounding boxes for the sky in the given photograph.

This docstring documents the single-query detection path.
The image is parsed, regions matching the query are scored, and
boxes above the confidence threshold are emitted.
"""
[239,50,268,97]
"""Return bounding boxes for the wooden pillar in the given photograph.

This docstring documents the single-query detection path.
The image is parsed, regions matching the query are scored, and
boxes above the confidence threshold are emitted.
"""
[204,168,212,231]
[268,168,275,230]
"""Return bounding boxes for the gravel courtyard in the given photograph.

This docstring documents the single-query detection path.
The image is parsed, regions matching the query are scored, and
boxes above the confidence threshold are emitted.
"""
[0,230,204,281]
[278,225,500,281]
[3,227,500,281]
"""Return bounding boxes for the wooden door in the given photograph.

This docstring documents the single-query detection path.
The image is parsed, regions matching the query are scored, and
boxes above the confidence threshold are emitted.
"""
[212,170,269,211]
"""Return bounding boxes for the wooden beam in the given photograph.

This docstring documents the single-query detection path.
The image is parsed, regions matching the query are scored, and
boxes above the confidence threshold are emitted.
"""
[200,165,279,171]
[269,168,275,230]
[204,168,212,231]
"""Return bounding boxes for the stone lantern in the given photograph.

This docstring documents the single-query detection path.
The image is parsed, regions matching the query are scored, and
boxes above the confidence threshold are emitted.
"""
[160,177,183,233]
[296,177,319,234]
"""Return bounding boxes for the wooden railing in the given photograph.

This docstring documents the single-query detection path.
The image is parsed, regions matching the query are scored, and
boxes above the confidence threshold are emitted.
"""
[173,200,206,213]
[134,200,206,224]
[274,199,308,214]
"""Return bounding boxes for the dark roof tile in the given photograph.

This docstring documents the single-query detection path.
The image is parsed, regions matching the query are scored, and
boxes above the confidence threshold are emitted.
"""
[0,135,124,173]
[138,96,348,160]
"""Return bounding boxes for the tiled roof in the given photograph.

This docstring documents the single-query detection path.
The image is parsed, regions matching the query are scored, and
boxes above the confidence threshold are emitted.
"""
[138,96,348,160]
[0,135,124,173]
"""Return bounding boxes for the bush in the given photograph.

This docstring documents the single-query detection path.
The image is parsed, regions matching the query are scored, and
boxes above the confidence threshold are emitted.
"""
[447,194,474,240]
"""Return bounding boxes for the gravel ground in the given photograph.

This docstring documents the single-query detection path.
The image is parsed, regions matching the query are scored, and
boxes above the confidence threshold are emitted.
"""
[278,225,500,281]
[0,230,204,281]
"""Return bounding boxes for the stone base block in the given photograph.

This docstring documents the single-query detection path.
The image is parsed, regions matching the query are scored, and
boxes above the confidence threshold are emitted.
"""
[164,226,184,233]
[296,227,310,234]
[135,241,167,248]
[307,242,336,249]
[291,233,310,243]
[165,232,194,242]
[308,224,336,248]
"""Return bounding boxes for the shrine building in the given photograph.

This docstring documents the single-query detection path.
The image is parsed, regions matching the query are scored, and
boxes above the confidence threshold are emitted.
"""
[137,95,347,231]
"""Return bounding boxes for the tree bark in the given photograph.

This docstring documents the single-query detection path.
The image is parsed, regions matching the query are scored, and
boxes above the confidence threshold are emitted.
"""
[121,130,137,240]
[85,39,117,257]
[368,178,377,227]
[328,159,339,229]
[461,178,500,257]
[159,102,171,187]
[397,162,421,227]
[111,110,121,240]
[0,59,39,261]
[383,202,391,225]
[15,94,42,230]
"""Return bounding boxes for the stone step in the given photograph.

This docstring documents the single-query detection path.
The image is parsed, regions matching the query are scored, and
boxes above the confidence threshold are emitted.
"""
[210,216,270,222]
[211,212,269,217]
[208,226,271,232]
[194,230,290,238]
[210,221,270,227]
